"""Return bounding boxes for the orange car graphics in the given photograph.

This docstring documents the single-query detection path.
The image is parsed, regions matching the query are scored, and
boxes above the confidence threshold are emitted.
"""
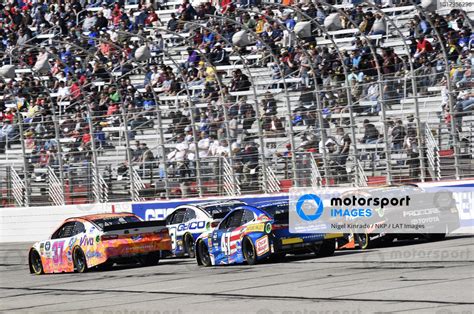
[29,213,171,274]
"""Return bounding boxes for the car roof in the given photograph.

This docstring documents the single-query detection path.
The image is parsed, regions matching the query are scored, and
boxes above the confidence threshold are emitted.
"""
[195,199,245,209]
[65,212,136,222]
[175,199,245,211]
[232,202,288,218]
[254,201,288,209]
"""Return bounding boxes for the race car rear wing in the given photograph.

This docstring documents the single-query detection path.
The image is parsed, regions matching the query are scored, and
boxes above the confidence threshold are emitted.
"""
[103,220,167,232]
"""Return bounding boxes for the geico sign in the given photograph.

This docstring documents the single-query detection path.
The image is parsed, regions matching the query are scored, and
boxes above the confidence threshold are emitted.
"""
[144,208,169,221]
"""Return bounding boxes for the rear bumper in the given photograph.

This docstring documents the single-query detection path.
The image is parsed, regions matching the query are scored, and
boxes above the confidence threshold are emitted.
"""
[104,237,172,259]
[272,233,342,253]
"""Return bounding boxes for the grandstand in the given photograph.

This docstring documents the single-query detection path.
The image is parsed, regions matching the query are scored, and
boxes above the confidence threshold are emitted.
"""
[0,0,473,207]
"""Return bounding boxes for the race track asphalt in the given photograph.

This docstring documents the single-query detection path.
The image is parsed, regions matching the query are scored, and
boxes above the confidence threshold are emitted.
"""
[0,236,473,314]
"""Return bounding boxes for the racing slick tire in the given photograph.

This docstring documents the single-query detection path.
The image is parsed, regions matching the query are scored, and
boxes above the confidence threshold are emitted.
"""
[140,252,160,267]
[269,252,286,263]
[317,239,336,257]
[29,250,44,275]
[427,233,446,241]
[196,240,212,267]
[97,260,114,271]
[184,233,196,258]
[356,233,373,250]
[243,237,257,265]
[73,247,88,273]
[427,225,448,242]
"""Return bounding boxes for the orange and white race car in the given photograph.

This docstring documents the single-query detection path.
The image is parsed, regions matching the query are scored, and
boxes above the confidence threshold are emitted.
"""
[28,213,171,274]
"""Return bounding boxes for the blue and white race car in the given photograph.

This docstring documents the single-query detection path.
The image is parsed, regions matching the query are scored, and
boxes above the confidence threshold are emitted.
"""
[195,201,342,266]
[166,200,245,257]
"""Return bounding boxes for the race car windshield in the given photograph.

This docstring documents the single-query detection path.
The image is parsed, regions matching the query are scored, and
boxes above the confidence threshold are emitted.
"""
[203,204,242,219]
[260,204,289,224]
[92,216,142,229]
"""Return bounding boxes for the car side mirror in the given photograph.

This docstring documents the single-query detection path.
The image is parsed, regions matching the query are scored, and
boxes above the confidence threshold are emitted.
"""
[210,220,220,228]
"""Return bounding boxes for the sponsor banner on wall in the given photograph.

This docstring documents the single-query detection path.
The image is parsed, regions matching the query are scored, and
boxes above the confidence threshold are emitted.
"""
[132,195,288,221]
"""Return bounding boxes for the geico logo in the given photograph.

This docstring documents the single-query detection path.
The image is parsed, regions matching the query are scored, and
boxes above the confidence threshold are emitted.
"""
[144,208,169,221]
[177,221,206,232]
[403,208,440,217]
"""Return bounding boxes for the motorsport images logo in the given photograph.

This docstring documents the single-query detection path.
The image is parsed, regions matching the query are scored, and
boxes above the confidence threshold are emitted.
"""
[288,187,448,234]
[295,193,410,221]
[296,194,324,221]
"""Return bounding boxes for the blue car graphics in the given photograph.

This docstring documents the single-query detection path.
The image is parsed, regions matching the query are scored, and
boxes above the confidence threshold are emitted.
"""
[196,201,342,266]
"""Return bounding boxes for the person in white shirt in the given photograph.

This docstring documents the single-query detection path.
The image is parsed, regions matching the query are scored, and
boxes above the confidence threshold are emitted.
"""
[56,81,70,99]
[197,131,210,158]
[216,140,231,157]
[229,116,239,139]
[208,135,220,156]
[101,4,112,20]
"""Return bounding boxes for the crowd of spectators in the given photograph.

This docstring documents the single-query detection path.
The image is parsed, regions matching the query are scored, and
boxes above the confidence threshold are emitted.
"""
[0,0,473,193]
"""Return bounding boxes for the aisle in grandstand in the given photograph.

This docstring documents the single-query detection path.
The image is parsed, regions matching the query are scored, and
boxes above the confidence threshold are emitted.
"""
[0,0,473,207]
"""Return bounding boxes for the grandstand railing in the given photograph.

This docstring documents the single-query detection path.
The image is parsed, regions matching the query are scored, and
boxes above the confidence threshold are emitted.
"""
[355,159,369,188]
[131,167,146,202]
[47,166,65,206]
[262,163,281,194]
[425,128,441,181]
[92,164,109,203]
[10,167,27,207]
[222,157,241,197]
[310,153,322,188]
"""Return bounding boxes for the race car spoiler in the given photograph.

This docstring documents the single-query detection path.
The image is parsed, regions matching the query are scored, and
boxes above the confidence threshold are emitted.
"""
[103,220,167,232]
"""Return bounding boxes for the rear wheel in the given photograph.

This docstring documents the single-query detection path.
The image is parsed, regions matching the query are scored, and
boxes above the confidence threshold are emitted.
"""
[97,260,114,271]
[29,250,43,275]
[427,233,446,241]
[140,252,160,267]
[197,240,211,267]
[427,225,448,242]
[73,248,88,273]
[317,239,336,257]
[269,252,286,263]
[243,237,257,265]
[184,233,196,258]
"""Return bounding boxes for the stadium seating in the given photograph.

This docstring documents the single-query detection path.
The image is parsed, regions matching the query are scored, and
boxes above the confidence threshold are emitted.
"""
[0,0,473,207]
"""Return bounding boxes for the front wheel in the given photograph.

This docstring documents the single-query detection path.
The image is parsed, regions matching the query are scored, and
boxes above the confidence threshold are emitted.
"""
[243,237,257,265]
[356,233,371,250]
[73,248,88,273]
[29,250,43,275]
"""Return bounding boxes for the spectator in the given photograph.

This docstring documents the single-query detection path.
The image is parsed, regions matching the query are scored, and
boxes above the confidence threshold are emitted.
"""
[414,35,433,59]
[230,69,251,91]
[210,43,229,66]
[391,119,406,152]
[360,119,380,144]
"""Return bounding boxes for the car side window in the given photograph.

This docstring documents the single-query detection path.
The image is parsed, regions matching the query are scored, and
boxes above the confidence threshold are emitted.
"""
[241,210,255,225]
[170,209,186,224]
[184,209,196,222]
[166,212,175,225]
[220,210,243,229]
[51,222,76,239]
[73,222,86,235]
